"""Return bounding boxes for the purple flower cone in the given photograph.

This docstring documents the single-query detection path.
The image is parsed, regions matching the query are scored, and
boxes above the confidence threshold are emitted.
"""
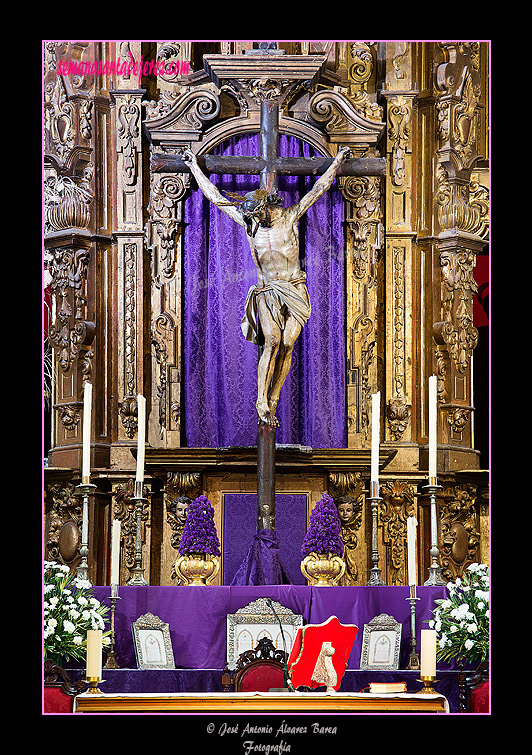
[301,493,344,558]
[178,495,221,557]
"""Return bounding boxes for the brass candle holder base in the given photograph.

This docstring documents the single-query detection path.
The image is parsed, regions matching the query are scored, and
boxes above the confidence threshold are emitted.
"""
[417,676,438,694]
[85,677,105,694]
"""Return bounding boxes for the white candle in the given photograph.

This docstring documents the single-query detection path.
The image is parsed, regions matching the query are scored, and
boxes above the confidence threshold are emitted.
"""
[110,519,121,585]
[371,391,380,483]
[136,394,146,483]
[407,516,417,586]
[82,382,92,483]
[428,375,437,480]
[86,629,102,679]
[420,629,437,677]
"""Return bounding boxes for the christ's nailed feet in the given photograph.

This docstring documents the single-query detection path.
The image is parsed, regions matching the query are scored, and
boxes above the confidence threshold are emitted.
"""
[256,401,279,428]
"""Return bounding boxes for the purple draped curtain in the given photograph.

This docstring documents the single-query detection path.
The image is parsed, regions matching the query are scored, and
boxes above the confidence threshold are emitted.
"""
[183,134,346,448]
[223,494,308,585]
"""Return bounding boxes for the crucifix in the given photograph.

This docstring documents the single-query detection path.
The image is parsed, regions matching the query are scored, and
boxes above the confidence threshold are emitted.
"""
[151,54,386,550]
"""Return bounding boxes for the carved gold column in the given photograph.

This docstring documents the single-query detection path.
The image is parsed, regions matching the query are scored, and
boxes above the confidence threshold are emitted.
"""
[110,43,148,473]
[380,43,418,472]
[44,42,113,473]
[431,42,487,472]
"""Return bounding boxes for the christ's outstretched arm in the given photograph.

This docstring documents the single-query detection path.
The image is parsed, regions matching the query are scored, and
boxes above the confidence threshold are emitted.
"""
[294,146,350,220]
[183,149,246,228]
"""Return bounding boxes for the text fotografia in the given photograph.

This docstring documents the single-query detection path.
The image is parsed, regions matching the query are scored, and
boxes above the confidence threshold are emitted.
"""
[208,720,338,752]
[58,53,190,85]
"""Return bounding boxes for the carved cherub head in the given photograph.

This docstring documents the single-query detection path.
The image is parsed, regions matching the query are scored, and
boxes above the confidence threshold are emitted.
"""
[335,495,357,525]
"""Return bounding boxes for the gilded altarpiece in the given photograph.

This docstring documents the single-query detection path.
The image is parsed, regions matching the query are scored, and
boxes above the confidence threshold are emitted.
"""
[44,41,489,587]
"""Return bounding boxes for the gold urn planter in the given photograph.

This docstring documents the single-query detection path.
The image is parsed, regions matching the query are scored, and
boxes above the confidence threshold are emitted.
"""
[174,552,220,585]
[300,552,345,586]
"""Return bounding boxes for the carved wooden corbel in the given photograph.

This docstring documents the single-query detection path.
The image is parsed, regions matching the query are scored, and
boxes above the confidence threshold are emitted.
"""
[386,95,412,187]
[386,397,410,441]
[147,172,189,285]
[118,395,138,440]
[340,175,381,280]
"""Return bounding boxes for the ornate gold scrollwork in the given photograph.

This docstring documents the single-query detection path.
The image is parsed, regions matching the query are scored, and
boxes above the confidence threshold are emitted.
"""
[380,480,416,586]
[112,480,149,578]
[45,482,82,565]
[440,483,480,581]
[47,247,95,375]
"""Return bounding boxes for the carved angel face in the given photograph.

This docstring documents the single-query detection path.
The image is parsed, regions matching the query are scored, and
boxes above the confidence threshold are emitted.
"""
[337,500,355,523]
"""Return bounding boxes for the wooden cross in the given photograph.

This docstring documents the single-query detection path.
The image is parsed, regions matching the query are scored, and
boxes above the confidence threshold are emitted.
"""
[149,54,386,547]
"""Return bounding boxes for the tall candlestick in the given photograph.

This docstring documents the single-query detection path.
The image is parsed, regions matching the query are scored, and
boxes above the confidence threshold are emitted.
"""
[371,391,380,484]
[428,375,437,481]
[407,516,417,586]
[136,394,146,483]
[420,629,437,677]
[110,519,121,585]
[86,629,102,679]
[82,382,92,484]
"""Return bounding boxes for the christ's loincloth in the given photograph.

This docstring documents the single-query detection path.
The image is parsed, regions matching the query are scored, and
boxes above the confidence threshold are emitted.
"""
[241,275,311,345]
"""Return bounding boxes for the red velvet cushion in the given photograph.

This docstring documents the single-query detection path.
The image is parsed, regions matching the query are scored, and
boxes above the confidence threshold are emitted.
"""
[43,687,74,713]
[238,663,285,692]
[288,616,358,691]
[471,679,489,713]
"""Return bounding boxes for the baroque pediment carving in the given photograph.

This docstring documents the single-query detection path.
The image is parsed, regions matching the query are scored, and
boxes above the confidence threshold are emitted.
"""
[309,89,385,145]
[144,86,221,143]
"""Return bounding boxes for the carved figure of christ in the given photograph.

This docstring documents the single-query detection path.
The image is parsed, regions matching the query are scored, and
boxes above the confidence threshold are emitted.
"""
[184,146,350,427]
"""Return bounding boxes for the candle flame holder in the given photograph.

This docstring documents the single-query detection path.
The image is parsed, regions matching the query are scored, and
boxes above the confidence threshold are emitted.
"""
[75,482,97,584]
[423,479,446,586]
[366,480,385,586]
[417,675,439,695]
[127,481,149,586]
[405,585,421,670]
[85,677,105,694]
[103,587,121,669]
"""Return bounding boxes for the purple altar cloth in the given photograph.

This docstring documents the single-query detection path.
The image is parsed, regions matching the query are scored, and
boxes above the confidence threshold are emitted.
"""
[91,585,449,672]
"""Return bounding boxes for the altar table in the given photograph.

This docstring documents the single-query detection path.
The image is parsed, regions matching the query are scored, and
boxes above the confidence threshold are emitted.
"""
[75,690,449,714]
[66,585,467,711]
[90,585,448,671]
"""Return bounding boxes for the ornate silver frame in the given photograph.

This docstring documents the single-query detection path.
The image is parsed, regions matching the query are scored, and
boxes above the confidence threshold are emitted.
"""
[359,613,402,670]
[226,598,303,669]
[131,611,176,670]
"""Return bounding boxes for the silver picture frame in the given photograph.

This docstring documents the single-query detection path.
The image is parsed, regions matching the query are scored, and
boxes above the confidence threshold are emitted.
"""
[226,598,303,669]
[131,612,176,670]
[359,613,402,670]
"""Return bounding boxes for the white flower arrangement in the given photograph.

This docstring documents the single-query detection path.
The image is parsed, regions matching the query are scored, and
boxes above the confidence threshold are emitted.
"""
[43,561,110,664]
[427,562,489,664]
